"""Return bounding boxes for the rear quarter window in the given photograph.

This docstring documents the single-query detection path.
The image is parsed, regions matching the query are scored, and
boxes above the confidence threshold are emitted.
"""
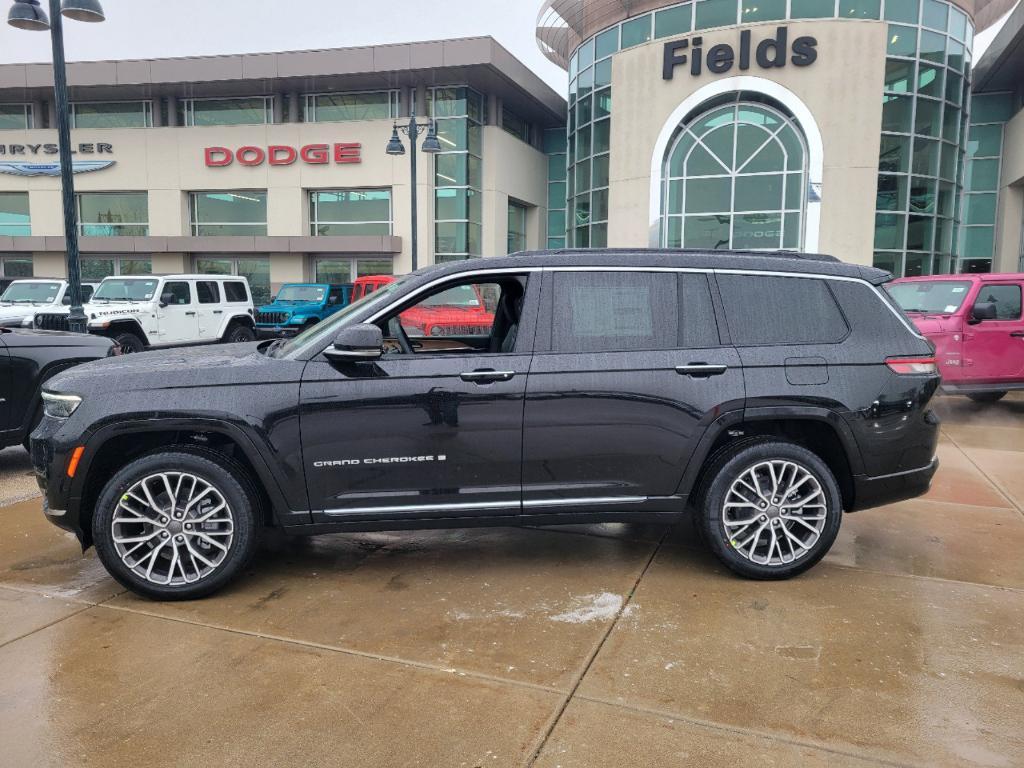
[223,281,249,302]
[717,274,848,346]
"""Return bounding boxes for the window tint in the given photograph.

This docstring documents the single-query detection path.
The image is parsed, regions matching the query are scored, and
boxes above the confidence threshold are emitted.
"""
[975,284,1022,320]
[552,272,679,353]
[718,275,848,345]
[223,281,249,302]
[328,286,346,305]
[163,281,192,305]
[197,280,220,304]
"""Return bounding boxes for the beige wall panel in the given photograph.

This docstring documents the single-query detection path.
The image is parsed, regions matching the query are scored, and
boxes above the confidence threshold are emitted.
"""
[481,127,549,256]
[994,110,1024,272]
[27,190,64,237]
[151,253,187,274]
[608,19,887,265]
[268,252,305,292]
[148,188,185,237]
[34,252,67,278]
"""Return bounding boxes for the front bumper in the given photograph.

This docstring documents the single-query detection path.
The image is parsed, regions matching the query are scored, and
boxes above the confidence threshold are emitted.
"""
[851,456,939,512]
[256,325,301,339]
[31,414,88,544]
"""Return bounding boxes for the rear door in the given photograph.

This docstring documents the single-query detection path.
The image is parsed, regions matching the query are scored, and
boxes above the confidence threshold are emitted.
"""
[195,280,223,340]
[156,280,199,344]
[521,269,743,516]
[965,281,1024,382]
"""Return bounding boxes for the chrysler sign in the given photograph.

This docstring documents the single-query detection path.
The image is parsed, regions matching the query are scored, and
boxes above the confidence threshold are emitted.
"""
[205,143,362,167]
[0,141,116,176]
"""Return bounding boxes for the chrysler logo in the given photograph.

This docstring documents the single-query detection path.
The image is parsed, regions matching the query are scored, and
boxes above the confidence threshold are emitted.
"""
[0,160,116,177]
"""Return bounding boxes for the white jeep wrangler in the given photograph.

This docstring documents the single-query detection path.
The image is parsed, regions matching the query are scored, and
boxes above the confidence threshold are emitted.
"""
[37,274,256,353]
[1,278,100,329]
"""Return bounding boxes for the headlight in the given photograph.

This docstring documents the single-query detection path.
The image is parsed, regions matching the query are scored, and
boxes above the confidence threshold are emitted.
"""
[42,391,82,419]
[288,315,308,324]
[0,316,29,328]
[22,316,34,327]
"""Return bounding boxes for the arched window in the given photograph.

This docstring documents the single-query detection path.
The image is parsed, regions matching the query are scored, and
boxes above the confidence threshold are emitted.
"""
[662,97,807,251]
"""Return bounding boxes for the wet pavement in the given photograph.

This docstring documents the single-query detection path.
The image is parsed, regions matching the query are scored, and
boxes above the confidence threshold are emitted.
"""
[1,395,1022,767]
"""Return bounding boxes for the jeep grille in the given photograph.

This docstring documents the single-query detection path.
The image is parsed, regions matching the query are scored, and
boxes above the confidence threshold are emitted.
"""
[35,313,71,332]
[256,311,289,325]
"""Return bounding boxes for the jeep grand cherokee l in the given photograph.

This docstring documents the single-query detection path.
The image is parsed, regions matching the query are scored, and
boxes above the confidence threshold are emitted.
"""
[31,250,941,600]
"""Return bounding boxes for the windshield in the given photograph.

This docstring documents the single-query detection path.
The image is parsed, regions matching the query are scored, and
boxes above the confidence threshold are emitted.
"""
[92,278,160,302]
[886,280,972,314]
[276,285,327,303]
[0,282,61,304]
[420,284,481,308]
[273,275,411,358]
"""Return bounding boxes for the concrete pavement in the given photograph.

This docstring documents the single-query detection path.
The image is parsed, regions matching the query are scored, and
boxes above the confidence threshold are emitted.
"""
[0,395,1022,767]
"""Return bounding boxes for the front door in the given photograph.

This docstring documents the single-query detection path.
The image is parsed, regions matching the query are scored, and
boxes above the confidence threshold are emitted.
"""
[966,281,1024,382]
[522,270,744,516]
[300,272,537,522]
[156,280,199,344]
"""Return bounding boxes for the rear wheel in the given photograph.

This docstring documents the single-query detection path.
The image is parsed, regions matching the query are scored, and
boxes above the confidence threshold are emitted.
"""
[966,391,1006,403]
[92,450,260,600]
[225,324,256,344]
[113,331,144,354]
[697,439,842,580]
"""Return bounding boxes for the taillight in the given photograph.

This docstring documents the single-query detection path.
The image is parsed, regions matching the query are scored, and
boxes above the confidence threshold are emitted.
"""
[886,356,938,375]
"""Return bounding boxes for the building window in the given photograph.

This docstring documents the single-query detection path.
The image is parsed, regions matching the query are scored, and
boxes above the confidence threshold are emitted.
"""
[309,189,392,236]
[189,191,268,236]
[0,192,30,236]
[1,257,33,277]
[662,98,806,251]
[77,192,149,236]
[305,91,399,122]
[429,87,484,263]
[501,107,531,143]
[507,201,528,254]
[313,257,394,284]
[544,128,568,249]
[71,101,152,129]
[81,256,152,281]
[194,256,271,305]
[181,97,273,127]
[0,103,32,130]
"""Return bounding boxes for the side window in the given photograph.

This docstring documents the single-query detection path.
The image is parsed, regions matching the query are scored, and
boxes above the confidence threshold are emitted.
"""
[398,282,495,339]
[551,271,677,353]
[679,273,720,348]
[223,281,248,302]
[974,285,1022,320]
[197,280,220,304]
[163,281,192,305]
[717,275,848,346]
[82,285,95,302]
[328,286,345,305]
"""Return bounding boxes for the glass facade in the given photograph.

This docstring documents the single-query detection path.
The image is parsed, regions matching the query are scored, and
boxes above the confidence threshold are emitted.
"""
[508,200,528,254]
[310,189,392,236]
[563,0,975,275]
[663,99,806,250]
[958,92,1012,273]
[190,191,268,236]
[0,104,32,130]
[314,257,394,284]
[502,107,531,143]
[71,101,152,129]
[0,192,30,236]
[81,256,152,281]
[429,87,484,262]
[195,256,272,305]
[305,91,399,122]
[181,97,273,127]
[77,192,149,236]
[1,257,32,277]
[544,128,568,249]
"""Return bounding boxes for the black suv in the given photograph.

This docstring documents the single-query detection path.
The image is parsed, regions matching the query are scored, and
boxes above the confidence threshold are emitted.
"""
[32,250,940,600]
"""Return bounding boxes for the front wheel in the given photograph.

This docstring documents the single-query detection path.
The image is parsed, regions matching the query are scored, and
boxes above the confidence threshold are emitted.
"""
[92,450,260,600]
[224,324,256,344]
[113,331,144,354]
[966,391,1006,403]
[697,439,842,580]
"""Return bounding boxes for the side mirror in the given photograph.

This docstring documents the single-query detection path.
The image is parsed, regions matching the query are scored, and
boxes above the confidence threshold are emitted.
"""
[159,292,174,308]
[324,323,383,362]
[270,295,276,302]
[969,302,998,324]
[62,295,71,305]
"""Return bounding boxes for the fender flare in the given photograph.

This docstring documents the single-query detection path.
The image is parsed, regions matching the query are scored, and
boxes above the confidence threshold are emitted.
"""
[101,319,150,346]
[218,312,256,338]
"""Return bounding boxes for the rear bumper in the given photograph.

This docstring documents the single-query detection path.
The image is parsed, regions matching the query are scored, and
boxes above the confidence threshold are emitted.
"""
[851,456,939,512]
[940,382,1024,395]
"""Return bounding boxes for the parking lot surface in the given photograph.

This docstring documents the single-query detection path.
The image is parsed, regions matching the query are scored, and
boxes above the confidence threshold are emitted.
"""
[1,396,1022,767]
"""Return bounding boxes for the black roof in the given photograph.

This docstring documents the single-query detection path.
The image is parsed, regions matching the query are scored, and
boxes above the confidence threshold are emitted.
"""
[417,249,892,286]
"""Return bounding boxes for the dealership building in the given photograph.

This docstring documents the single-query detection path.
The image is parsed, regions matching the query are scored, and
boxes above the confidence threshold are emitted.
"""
[1,0,1023,301]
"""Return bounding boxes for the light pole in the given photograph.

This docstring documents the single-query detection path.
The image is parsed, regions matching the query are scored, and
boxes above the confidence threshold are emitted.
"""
[7,0,105,334]
[386,104,442,272]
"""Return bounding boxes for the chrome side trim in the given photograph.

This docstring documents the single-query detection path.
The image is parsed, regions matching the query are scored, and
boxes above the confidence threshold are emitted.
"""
[323,500,520,516]
[522,496,648,508]
[865,457,938,481]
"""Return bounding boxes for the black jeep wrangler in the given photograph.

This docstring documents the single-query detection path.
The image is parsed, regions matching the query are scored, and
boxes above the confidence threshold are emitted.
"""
[32,250,940,600]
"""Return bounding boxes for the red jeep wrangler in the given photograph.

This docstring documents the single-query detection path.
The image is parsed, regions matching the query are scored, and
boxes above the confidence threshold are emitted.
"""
[354,275,495,337]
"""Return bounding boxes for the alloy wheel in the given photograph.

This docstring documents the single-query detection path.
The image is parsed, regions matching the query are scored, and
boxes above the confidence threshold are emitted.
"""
[721,460,827,566]
[111,472,235,586]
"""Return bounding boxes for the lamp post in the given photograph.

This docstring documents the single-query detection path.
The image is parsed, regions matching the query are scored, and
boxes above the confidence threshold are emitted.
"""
[386,104,442,272]
[7,0,105,334]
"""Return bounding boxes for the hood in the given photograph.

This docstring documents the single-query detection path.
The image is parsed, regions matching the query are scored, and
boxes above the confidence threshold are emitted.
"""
[48,341,294,396]
[0,303,45,321]
[0,327,115,351]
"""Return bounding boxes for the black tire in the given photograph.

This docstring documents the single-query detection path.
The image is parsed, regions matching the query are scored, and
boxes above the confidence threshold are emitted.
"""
[697,439,842,580]
[113,331,144,354]
[92,449,261,600]
[966,391,1007,403]
[224,323,256,344]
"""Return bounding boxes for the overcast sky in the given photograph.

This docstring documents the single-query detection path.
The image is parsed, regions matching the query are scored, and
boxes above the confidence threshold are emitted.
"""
[0,0,568,92]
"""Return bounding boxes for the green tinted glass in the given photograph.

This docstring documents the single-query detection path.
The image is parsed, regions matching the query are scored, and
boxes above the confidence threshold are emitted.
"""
[791,0,832,17]
[963,193,996,225]
[875,213,906,249]
[695,0,736,29]
[960,227,994,259]
[595,27,619,59]
[909,177,936,214]
[884,0,918,23]
[655,5,692,38]
[919,30,946,64]
[0,104,30,130]
[684,214,731,248]
[966,159,999,191]
[73,101,149,129]
[548,154,567,181]
[877,174,909,211]
[969,124,1003,158]
[592,119,611,155]
[683,177,731,213]
[742,0,785,22]
[879,134,911,173]
[840,0,881,19]
[912,138,939,176]
[921,0,948,30]
[733,213,783,249]
[887,25,917,57]
[916,64,943,98]
[734,174,785,212]
[885,59,915,92]
[971,93,1013,122]
[548,182,567,210]
[914,98,941,137]
[621,15,652,48]
[592,155,610,187]
[882,95,913,133]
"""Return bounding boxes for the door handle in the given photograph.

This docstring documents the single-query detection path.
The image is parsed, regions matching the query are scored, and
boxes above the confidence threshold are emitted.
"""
[675,363,728,378]
[460,370,516,383]
[185,311,197,316]
[1010,331,1024,338]
[213,310,223,315]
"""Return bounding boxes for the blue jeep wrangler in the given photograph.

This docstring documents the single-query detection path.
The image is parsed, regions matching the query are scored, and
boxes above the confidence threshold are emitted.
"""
[255,283,351,338]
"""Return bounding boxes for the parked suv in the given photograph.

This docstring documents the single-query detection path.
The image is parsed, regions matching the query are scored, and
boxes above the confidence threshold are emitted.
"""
[35,274,256,353]
[32,250,940,600]
[888,273,1024,402]
[255,283,351,338]
[0,279,99,329]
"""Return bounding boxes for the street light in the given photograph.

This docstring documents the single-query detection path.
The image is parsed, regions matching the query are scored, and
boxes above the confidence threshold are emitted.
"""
[7,0,105,334]
[386,105,441,272]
